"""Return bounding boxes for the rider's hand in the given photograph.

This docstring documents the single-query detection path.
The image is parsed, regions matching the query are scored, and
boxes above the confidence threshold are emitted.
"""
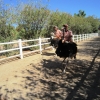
[62,39,64,43]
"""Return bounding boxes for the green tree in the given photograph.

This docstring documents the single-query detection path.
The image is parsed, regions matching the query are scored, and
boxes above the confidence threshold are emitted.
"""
[86,16,100,32]
[0,0,18,42]
[74,10,86,17]
[16,4,50,39]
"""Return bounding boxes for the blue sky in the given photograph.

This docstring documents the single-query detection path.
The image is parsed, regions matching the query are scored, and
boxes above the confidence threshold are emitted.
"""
[3,0,100,18]
[47,0,100,18]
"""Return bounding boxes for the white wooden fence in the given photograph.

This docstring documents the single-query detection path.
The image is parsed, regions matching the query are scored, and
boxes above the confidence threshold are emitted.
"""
[0,33,98,62]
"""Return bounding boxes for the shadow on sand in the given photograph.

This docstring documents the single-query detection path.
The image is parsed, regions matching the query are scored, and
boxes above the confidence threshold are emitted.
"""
[0,37,100,100]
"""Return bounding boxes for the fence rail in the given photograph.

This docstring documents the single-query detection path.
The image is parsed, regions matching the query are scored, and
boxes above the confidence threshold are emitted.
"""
[0,33,99,62]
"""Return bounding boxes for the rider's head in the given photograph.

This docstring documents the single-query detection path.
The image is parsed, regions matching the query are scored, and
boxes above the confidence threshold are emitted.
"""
[53,26,58,31]
[63,24,68,31]
[63,24,68,28]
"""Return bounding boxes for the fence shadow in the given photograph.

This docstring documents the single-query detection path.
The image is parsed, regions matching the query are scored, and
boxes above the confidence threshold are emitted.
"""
[0,53,100,100]
[17,49,99,99]
[77,37,100,57]
[65,49,100,100]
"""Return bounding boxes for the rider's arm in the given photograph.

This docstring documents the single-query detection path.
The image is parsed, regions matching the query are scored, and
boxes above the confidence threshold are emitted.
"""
[69,31,73,37]
[55,30,62,39]
[68,31,73,42]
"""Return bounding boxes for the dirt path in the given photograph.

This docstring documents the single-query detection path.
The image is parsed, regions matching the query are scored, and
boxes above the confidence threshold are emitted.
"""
[0,37,100,100]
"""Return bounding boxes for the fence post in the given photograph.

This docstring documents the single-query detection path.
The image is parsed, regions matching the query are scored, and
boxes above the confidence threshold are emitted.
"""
[84,34,86,40]
[82,34,83,40]
[18,39,23,59]
[83,34,84,40]
[85,34,86,40]
[86,34,87,39]
[87,34,89,39]
[77,35,78,43]
[39,37,42,54]
[80,34,81,41]
[88,34,89,39]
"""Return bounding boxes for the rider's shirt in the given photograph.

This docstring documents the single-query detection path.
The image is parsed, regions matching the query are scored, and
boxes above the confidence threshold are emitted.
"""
[63,30,73,42]
[54,30,62,39]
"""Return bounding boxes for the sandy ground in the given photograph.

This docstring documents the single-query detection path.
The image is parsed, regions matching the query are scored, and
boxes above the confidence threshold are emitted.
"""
[0,37,100,100]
